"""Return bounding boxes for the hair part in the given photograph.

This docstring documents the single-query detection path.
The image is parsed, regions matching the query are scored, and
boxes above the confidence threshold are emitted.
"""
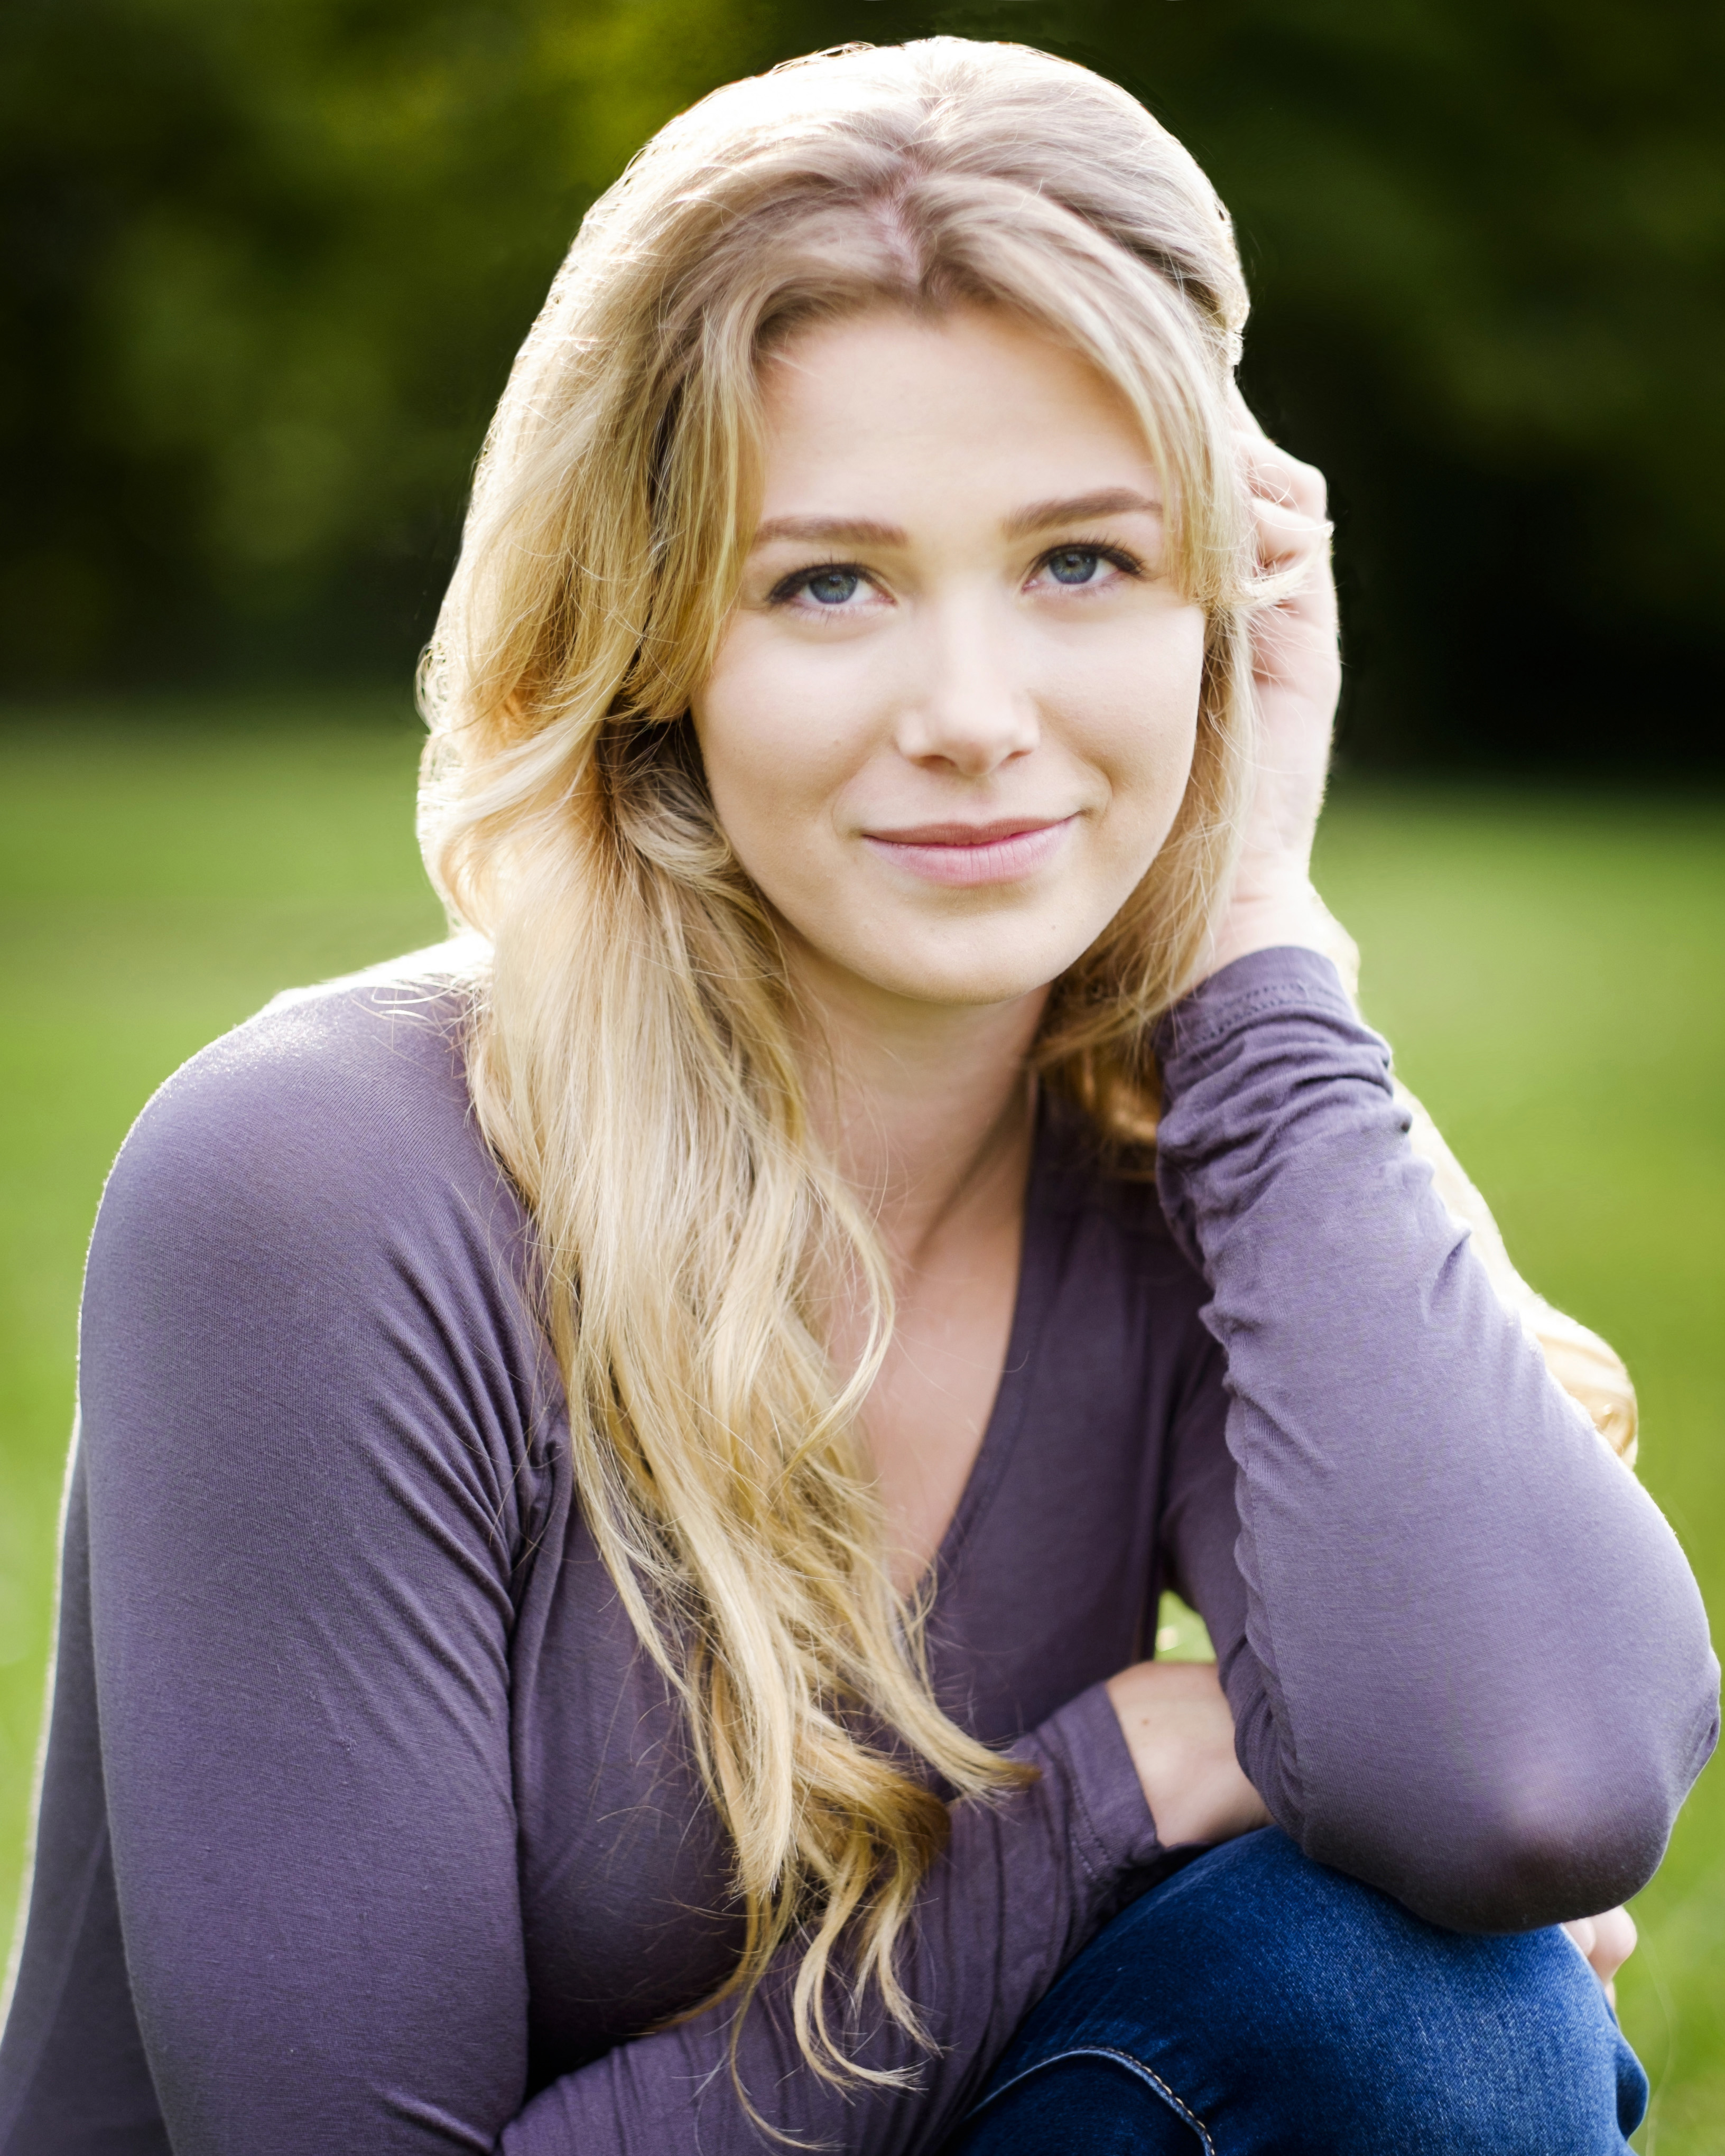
[419,36,1261,2100]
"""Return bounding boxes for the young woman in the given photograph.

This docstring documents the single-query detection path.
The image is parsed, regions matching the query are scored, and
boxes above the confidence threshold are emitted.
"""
[2,38,1715,2156]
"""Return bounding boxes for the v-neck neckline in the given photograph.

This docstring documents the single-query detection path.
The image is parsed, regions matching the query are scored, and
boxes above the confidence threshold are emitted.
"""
[917,1094,1065,1598]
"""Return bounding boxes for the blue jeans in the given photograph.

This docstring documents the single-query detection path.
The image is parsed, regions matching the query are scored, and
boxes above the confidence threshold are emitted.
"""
[943,1829,1648,2153]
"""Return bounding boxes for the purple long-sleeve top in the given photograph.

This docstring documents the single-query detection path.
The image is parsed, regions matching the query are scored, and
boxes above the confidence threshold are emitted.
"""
[1,946,1715,2154]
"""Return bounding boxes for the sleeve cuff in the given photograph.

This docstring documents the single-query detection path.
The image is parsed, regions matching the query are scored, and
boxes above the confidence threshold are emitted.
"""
[1154,945,1357,1064]
[1026,1680,1162,1880]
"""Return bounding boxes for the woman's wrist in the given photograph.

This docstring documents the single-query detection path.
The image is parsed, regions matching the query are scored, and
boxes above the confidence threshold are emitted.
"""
[1203,874,1364,1012]
[1105,1661,1270,1849]
[1204,869,1332,981]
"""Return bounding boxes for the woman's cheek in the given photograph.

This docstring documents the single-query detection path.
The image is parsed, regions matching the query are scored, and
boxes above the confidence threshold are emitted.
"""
[694,686,865,900]
[1070,675,1202,882]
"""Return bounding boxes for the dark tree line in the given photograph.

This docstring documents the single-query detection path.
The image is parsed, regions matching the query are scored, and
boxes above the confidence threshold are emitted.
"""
[4,0,1721,765]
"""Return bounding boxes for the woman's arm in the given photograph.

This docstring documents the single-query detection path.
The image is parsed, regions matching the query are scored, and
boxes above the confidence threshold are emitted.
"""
[500,1687,1157,2156]
[1287,891,1640,1466]
[1395,1072,1639,1462]
[1147,410,1715,1930]
[31,989,1171,2156]
[1152,944,1719,1931]
[67,1004,539,2152]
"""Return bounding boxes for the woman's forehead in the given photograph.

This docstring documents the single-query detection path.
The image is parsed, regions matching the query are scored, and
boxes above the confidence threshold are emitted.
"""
[753,305,1165,524]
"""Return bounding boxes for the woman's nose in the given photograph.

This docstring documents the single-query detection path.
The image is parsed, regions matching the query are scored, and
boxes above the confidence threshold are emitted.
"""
[892,593,1040,776]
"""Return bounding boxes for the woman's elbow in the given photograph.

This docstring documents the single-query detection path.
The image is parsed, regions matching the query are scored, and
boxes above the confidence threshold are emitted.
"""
[1316,1696,1719,1935]
[1395,1791,1676,1935]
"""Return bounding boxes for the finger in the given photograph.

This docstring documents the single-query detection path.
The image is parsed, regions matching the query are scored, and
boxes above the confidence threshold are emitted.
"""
[1244,450,1328,524]
[1563,1908,1638,1987]
[1251,493,1332,559]
[1563,1916,1598,1962]
[1591,1906,1638,1983]
[1250,499,1335,598]
[1234,423,1328,521]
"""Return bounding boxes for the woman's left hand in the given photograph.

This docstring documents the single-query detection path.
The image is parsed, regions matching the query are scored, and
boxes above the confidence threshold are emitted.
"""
[1205,396,1344,978]
[1563,1906,1638,2006]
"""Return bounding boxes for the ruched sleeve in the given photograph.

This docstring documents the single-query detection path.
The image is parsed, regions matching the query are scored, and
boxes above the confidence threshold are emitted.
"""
[502,1684,1158,2155]
[1151,946,1718,1932]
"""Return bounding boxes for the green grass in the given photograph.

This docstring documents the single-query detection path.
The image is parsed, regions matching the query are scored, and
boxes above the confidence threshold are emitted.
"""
[1314,789,1725,2153]
[1,722,1720,2149]
[0,709,448,1891]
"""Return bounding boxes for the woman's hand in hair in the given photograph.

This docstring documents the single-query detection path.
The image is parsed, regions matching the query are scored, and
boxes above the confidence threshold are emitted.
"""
[1106,1659,1270,1849]
[1206,395,1343,978]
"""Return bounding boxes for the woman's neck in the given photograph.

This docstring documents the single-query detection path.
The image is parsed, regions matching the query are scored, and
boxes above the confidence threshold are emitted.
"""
[785,936,1047,1585]
[786,937,1049,1272]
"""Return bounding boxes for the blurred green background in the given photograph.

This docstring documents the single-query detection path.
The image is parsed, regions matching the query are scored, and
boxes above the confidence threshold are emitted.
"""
[2,0,1722,2146]
[5,0,1722,762]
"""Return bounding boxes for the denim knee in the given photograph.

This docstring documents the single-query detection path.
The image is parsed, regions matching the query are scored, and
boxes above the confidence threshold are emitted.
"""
[953,1829,1647,2155]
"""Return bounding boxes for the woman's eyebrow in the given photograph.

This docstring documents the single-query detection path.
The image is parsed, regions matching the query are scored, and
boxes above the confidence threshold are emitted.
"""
[749,490,1162,553]
[750,514,908,550]
[1003,488,1163,538]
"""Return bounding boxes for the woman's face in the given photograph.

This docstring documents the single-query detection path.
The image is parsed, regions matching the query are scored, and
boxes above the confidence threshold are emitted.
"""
[691,303,1207,1013]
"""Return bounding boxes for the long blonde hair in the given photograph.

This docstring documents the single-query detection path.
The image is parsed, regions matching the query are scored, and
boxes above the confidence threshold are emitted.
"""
[418,37,1259,2084]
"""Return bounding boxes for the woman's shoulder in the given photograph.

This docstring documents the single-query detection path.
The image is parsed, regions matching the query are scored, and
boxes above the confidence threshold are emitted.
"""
[97,936,523,1279]
[80,941,560,1597]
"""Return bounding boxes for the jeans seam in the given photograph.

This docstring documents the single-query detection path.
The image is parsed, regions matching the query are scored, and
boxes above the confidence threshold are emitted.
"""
[970,2045,1216,2154]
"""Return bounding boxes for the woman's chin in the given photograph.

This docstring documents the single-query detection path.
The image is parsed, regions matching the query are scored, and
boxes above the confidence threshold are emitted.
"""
[804,928,1084,1014]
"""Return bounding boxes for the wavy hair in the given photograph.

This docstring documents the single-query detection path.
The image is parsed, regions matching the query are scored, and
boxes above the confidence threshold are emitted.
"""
[418,38,1258,2088]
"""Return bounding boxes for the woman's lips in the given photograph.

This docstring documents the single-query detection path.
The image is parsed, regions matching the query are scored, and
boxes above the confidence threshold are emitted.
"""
[861,815,1077,887]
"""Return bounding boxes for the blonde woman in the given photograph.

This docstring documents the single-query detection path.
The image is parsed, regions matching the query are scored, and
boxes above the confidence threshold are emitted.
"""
[1,39,1714,2156]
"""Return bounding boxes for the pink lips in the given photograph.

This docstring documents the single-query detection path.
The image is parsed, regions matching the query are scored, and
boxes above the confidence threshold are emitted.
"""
[861,815,1076,887]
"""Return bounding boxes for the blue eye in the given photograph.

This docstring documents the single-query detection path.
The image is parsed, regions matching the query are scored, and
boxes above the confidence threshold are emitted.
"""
[1046,547,1103,586]
[802,568,862,605]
